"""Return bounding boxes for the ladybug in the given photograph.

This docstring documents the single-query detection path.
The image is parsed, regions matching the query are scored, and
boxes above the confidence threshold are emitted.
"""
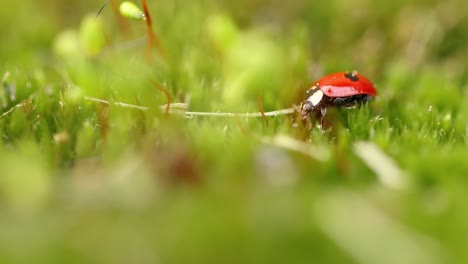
[301,71,377,120]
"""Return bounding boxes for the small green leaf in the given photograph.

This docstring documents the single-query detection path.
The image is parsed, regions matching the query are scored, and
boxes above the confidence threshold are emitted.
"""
[206,14,239,53]
[120,1,146,21]
[53,29,81,60]
[79,14,106,56]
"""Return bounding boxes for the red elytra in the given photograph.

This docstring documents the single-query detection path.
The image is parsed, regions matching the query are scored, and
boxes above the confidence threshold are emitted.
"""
[316,72,377,97]
[301,71,377,120]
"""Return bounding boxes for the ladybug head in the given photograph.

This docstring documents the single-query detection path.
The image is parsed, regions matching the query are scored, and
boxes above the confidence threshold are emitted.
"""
[301,87,324,120]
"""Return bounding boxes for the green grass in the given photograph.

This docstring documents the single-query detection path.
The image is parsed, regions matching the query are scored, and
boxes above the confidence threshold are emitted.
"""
[0,0,467,263]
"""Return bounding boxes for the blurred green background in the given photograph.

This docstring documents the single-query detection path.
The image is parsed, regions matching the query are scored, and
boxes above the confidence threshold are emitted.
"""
[0,0,467,263]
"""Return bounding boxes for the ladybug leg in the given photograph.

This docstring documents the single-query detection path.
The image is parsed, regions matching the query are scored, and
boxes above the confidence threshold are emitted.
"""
[319,107,327,130]
[358,95,374,104]
[320,107,327,117]
[332,97,358,109]
[344,101,358,109]
[332,97,346,106]
[345,94,375,109]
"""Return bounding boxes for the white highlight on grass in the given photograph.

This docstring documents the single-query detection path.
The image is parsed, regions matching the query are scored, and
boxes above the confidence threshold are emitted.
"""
[353,141,408,190]
[260,134,330,161]
[314,191,446,264]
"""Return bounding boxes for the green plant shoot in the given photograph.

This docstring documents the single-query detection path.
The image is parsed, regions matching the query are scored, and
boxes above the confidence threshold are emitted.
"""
[119,1,146,21]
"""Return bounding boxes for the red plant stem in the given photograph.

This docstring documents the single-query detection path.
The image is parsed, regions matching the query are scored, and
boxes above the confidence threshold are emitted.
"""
[141,0,166,61]
[150,80,172,116]
[234,116,251,135]
[98,104,109,144]
[257,95,269,127]
[110,0,130,37]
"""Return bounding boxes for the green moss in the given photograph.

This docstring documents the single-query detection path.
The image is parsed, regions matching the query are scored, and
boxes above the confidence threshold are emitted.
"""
[0,0,467,263]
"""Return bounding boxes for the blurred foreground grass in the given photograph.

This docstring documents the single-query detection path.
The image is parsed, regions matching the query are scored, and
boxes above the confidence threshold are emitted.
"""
[0,0,467,263]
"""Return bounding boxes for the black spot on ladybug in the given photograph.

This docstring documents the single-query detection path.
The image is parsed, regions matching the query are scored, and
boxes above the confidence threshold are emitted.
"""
[344,72,359,82]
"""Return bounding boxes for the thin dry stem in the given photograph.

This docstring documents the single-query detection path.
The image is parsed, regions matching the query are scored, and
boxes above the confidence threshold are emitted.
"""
[83,96,297,118]
[181,108,296,118]
[1,96,296,120]
[0,102,26,119]
[84,96,149,111]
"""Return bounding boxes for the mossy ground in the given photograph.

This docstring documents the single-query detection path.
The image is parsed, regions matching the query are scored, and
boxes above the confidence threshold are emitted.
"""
[0,0,467,263]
